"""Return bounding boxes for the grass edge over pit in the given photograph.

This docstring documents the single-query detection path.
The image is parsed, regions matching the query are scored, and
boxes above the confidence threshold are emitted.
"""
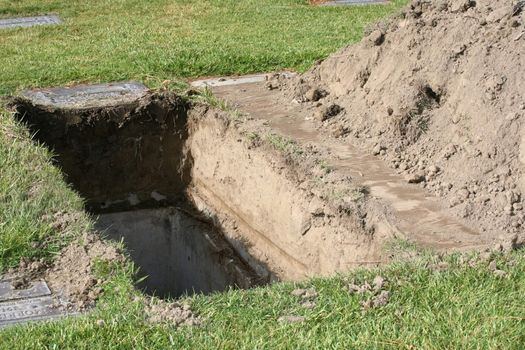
[0,108,91,270]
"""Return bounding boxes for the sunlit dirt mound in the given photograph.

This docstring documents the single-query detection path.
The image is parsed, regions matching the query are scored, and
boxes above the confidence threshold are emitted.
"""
[276,0,525,238]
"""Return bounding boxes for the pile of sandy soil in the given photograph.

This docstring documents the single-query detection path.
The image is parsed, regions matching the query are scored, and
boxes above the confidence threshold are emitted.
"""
[276,0,525,239]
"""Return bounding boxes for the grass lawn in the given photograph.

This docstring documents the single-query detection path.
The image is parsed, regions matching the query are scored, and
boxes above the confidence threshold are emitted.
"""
[2,0,525,349]
[0,0,406,95]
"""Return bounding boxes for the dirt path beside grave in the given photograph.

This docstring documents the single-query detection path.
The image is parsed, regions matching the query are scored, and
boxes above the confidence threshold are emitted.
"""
[210,80,488,253]
[267,0,525,245]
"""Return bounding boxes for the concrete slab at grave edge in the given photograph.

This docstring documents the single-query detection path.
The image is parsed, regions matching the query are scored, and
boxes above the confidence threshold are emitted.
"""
[0,280,75,328]
[20,82,148,110]
[321,0,389,6]
[0,15,61,29]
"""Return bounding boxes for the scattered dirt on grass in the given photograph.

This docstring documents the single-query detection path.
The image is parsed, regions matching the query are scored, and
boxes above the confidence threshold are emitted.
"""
[2,230,124,311]
[291,287,318,308]
[347,274,390,309]
[274,0,525,240]
[45,233,124,310]
[143,297,201,326]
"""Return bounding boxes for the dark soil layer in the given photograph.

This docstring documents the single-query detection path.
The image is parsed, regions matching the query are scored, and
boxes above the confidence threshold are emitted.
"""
[13,94,191,213]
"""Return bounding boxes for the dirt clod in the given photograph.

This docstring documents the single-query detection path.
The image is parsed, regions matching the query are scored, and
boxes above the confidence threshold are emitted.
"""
[144,298,201,326]
[316,103,343,122]
[305,87,328,102]
[362,291,391,310]
[372,275,386,291]
[407,173,426,184]
[368,30,385,46]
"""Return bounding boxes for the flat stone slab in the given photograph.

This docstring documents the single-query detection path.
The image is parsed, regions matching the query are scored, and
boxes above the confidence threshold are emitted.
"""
[21,81,148,109]
[322,0,388,6]
[0,15,61,29]
[191,73,295,88]
[191,74,267,88]
[0,280,51,302]
[0,296,68,328]
[0,280,74,328]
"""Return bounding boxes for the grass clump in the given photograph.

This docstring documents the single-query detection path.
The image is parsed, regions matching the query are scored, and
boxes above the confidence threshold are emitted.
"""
[266,133,303,156]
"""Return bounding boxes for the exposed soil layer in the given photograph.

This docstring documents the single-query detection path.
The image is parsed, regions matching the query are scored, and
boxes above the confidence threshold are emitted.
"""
[13,93,191,212]
[211,80,487,253]
[186,106,385,279]
[13,90,396,298]
[273,0,525,241]
[13,93,267,298]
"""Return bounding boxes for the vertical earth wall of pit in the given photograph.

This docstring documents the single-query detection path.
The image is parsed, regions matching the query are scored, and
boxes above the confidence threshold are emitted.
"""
[13,93,192,212]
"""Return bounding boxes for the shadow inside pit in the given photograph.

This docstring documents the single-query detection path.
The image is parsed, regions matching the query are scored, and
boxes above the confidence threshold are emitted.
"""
[12,92,270,298]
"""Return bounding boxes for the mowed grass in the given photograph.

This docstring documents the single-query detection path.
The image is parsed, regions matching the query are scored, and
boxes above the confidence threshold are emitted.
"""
[0,0,406,95]
[3,0,525,349]
[2,246,525,349]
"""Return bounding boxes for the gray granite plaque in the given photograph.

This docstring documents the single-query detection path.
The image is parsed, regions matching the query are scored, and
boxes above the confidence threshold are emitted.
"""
[0,15,61,29]
[0,280,51,302]
[322,0,388,6]
[191,72,295,88]
[21,81,148,109]
[0,296,68,327]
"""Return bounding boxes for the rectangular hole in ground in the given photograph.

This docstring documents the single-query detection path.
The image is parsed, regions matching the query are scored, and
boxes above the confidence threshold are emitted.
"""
[96,208,260,298]
[13,92,269,298]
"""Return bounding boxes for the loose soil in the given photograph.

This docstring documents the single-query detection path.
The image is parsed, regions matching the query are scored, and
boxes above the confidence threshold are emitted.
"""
[271,0,525,243]
[211,80,486,252]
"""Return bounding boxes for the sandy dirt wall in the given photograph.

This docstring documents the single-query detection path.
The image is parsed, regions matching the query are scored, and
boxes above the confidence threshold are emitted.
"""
[186,107,386,281]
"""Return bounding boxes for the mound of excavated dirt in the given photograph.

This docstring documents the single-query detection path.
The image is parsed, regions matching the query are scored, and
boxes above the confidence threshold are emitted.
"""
[276,0,525,239]
[45,232,124,310]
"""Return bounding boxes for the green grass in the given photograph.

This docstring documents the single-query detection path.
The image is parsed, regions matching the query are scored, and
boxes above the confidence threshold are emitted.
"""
[0,0,407,95]
[4,0,524,349]
[0,110,92,271]
[1,251,525,349]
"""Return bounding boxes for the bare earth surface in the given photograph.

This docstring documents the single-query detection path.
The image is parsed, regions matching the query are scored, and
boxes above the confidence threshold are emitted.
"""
[212,80,487,252]
[271,0,525,244]
[200,0,525,260]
